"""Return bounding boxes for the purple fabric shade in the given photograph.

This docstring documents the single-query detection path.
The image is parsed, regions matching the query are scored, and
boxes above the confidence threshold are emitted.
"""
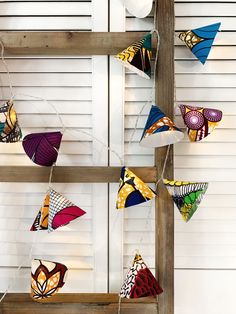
[22,131,63,167]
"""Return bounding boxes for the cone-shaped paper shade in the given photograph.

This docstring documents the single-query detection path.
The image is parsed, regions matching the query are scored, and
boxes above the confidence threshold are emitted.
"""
[30,189,86,232]
[30,194,49,231]
[163,179,208,222]
[0,101,22,143]
[140,105,184,148]
[179,104,222,142]
[124,0,153,18]
[119,254,163,298]
[116,167,156,209]
[31,259,68,302]
[22,131,63,167]
[115,33,152,79]
[179,22,221,64]
[48,189,86,232]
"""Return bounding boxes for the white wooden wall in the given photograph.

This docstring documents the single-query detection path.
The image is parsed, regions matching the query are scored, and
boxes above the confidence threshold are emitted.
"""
[0,0,109,293]
[0,1,236,314]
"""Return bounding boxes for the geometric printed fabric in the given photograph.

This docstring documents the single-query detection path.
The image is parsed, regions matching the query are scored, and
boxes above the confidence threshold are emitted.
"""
[179,104,222,142]
[116,167,156,209]
[115,33,152,79]
[140,105,184,148]
[31,259,68,302]
[179,22,221,64]
[163,179,208,222]
[22,131,63,167]
[119,254,163,298]
[0,101,22,143]
[30,189,86,233]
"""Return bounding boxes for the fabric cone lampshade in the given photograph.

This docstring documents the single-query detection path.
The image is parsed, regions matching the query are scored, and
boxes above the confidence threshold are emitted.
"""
[22,131,63,166]
[163,179,208,222]
[124,0,153,18]
[116,167,156,209]
[179,22,221,64]
[0,101,22,143]
[115,33,152,79]
[119,253,163,298]
[179,104,222,142]
[30,189,86,233]
[140,105,184,148]
[31,259,68,301]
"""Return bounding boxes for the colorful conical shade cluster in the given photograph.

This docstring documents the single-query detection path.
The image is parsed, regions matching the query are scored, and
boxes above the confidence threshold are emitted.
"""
[115,33,152,79]
[179,104,222,142]
[0,101,22,143]
[179,22,221,64]
[116,167,156,209]
[124,0,153,18]
[31,259,68,302]
[22,131,63,167]
[119,253,163,298]
[140,105,184,147]
[31,189,86,233]
[163,179,208,222]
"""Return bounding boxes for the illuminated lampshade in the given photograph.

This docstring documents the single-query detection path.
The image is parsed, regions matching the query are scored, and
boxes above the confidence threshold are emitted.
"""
[31,259,68,302]
[116,166,156,209]
[124,0,153,18]
[115,33,152,79]
[179,22,221,64]
[30,189,86,233]
[179,104,222,142]
[163,179,208,222]
[119,253,163,298]
[140,105,184,148]
[22,131,63,167]
[0,101,22,143]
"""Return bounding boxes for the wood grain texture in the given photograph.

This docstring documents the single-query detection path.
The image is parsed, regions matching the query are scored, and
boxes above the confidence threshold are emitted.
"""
[0,32,147,55]
[0,293,158,314]
[155,0,175,314]
[0,166,157,183]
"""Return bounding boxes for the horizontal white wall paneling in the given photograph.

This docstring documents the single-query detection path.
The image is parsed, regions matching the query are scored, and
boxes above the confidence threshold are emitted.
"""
[0,0,109,294]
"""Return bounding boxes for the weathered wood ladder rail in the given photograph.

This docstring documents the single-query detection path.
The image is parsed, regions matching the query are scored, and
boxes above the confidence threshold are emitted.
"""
[0,0,174,313]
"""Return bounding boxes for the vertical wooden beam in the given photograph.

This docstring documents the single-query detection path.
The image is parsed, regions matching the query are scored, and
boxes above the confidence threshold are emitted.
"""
[155,1,175,314]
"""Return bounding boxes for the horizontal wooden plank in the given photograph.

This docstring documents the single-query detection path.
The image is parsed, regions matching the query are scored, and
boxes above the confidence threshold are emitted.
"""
[0,32,147,55]
[0,293,157,314]
[1,293,156,304]
[0,166,157,182]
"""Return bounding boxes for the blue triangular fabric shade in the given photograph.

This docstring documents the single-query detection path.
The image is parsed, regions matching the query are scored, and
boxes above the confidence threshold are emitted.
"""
[179,22,221,64]
[140,105,184,148]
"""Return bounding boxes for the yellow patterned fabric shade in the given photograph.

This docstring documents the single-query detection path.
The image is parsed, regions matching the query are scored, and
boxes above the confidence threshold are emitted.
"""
[116,167,156,209]
[31,259,68,302]
[0,101,22,142]
[115,33,152,79]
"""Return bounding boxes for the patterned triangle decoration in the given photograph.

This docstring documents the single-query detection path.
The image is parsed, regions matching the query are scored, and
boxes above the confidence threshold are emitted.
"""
[163,179,208,222]
[22,131,63,167]
[119,253,163,298]
[179,104,222,142]
[0,101,22,143]
[30,189,86,233]
[115,33,152,79]
[31,259,68,302]
[179,22,221,64]
[116,167,156,209]
[140,105,184,148]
